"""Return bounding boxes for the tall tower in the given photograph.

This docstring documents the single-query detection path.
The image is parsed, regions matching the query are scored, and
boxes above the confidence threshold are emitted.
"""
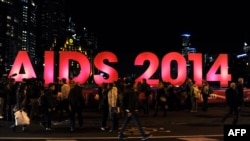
[0,0,23,75]
[21,0,37,69]
[35,0,66,78]
[0,0,38,77]
[62,17,83,78]
[181,33,196,78]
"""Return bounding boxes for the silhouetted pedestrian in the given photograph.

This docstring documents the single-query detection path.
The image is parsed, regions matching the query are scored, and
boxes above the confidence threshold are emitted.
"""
[40,83,55,131]
[68,82,84,131]
[222,82,241,125]
[118,80,152,140]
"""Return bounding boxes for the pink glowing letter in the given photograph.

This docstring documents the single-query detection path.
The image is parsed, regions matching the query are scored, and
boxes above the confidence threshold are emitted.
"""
[206,54,231,87]
[161,52,186,86]
[8,51,36,81]
[93,51,118,85]
[188,53,203,86]
[134,52,159,87]
[59,51,90,84]
[44,51,54,85]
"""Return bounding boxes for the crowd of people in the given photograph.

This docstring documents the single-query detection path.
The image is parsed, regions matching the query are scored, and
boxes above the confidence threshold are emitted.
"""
[0,75,247,140]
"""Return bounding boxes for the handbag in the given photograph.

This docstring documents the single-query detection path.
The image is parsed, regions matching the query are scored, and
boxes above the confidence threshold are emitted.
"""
[160,96,167,102]
[14,110,30,126]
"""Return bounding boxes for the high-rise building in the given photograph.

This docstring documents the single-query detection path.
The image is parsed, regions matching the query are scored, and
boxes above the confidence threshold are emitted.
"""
[181,33,196,78]
[0,0,37,76]
[181,33,196,57]
[21,0,37,68]
[35,0,66,77]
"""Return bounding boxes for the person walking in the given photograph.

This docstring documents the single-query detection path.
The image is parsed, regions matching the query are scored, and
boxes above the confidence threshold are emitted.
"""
[222,82,242,125]
[68,82,84,131]
[118,80,152,140]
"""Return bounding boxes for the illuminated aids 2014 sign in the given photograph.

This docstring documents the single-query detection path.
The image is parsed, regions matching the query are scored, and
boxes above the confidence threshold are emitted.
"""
[8,51,231,87]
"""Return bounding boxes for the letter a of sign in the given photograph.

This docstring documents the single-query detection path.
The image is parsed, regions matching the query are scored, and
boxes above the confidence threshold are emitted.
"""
[8,51,36,81]
[228,129,235,136]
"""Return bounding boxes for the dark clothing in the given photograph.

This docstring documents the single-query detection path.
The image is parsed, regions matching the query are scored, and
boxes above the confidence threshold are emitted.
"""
[201,85,213,111]
[68,85,84,129]
[120,112,145,136]
[237,83,244,106]
[119,86,147,137]
[140,83,151,114]
[43,89,54,110]
[11,85,29,131]
[6,83,18,121]
[225,88,241,108]
[122,88,139,112]
[166,86,176,111]
[99,88,109,128]
[184,84,192,110]
[68,85,84,109]
[110,107,119,132]
[154,87,167,116]
[222,87,241,125]
[16,90,29,111]
[40,88,54,129]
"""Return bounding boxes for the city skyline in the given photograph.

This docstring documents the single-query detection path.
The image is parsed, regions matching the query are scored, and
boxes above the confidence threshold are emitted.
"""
[1,0,250,81]
[65,0,250,77]
[66,1,250,53]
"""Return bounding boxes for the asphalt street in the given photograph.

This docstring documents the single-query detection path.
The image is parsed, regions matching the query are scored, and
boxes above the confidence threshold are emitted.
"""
[0,103,250,141]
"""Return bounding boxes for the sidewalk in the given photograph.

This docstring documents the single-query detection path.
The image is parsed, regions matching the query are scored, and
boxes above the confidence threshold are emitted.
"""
[0,104,249,138]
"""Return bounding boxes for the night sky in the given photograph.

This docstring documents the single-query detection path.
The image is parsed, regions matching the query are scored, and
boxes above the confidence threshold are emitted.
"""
[65,0,250,76]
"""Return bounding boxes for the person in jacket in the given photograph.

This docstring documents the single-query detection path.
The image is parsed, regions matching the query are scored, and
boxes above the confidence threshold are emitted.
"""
[118,80,151,140]
[11,82,30,132]
[201,80,213,112]
[39,83,55,131]
[107,82,119,133]
[68,82,84,131]
[59,78,71,121]
[153,80,167,117]
[140,78,151,115]
[222,82,242,125]
[236,77,244,109]
[99,83,110,131]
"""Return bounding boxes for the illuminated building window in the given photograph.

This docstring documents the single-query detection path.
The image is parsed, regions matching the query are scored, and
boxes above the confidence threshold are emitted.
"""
[6,16,11,20]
